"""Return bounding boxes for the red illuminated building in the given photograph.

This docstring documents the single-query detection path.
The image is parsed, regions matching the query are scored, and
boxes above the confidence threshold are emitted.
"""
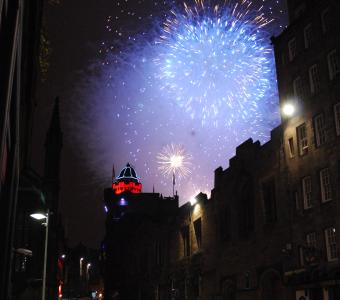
[112,163,142,194]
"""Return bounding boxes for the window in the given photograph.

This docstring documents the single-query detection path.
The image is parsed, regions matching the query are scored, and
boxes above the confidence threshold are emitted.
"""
[297,123,308,155]
[288,138,295,158]
[320,168,332,202]
[194,218,202,249]
[309,64,320,94]
[328,50,340,80]
[335,103,340,136]
[302,176,312,209]
[262,178,277,224]
[288,38,297,61]
[293,76,304,100]
[321,7,331,33]
[314,113,326,146]
[304,24,313,48]
[181,226,190,257]
[306,232,317,249]
[324,227,338,261]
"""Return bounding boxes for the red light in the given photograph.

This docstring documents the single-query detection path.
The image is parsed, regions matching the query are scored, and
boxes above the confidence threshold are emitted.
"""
[112,181,142,194]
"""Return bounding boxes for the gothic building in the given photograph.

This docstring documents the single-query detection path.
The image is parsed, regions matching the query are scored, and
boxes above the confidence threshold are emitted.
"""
[103,1,340,300]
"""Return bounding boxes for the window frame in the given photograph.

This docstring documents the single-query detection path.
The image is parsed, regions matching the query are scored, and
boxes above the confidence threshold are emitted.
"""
[293,76,303,100]
[306,231,317,249]
[314,113,326,147]
[288,137,295,158]
[302,176,312,209]
[324,227,338,262]
[297,123,308,156]
[193,218,202,249]
[309,64,320,95]
[320,168,332,203]
[304,23,313,49]
[327,50,340,80]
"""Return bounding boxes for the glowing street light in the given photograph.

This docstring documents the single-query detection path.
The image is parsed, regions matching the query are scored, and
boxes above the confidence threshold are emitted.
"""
[80,257,84,277]
[30,210,49,300]
[282,102,295,117]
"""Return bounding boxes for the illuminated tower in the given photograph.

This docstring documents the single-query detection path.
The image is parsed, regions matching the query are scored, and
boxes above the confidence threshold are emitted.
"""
[112,163,142,195]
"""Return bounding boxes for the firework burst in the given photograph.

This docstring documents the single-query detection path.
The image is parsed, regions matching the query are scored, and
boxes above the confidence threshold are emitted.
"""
[154,0,276,126]
[157,144,192,179]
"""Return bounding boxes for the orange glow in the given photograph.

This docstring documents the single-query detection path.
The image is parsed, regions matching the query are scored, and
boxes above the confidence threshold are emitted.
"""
[112,181,142,194]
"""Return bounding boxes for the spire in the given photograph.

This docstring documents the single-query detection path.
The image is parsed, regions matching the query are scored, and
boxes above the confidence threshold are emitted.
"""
[44,97,63,182]
[49,97,61,133]
[112,164,116,182]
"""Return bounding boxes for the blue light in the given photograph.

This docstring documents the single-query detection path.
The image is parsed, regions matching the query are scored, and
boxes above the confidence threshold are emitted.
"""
[119,198,128,206]
[104,205,108,213]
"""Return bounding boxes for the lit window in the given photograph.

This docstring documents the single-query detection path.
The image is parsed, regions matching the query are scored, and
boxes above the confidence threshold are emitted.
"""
[320,168,332,202]
[304,24,313,49]
[327,50,340,80]
[314,113,326,146]
[302,176,312,209]
[334,102,340,136]
[288,38,297,61]
[324,227,338,261]
[288,137,295,158]
[309,64,320,94]
[297,123,308,155]
[306,232,317,249]
[321,7,331,33]
[293,76,304,100]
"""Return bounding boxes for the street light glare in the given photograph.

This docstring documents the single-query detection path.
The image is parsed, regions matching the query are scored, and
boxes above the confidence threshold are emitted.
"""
[282,103,295,117]
[30,213,47,220]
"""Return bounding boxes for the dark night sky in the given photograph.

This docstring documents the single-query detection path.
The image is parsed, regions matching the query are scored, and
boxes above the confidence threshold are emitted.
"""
[34,0,113,248]
[33,0,287,248]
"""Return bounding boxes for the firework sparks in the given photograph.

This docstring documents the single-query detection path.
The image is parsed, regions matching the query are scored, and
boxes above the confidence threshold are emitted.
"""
[67,0,287,202]
[157,144,192,179]
[154,0,276,126]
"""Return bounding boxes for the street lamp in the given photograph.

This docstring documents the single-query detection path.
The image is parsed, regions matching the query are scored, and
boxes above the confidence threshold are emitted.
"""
[80,257,84,277]
[281,102,295,117]
[30,209,49,300]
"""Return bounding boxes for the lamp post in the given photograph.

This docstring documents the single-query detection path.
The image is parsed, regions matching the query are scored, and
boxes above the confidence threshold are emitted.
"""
[30,209,49,300]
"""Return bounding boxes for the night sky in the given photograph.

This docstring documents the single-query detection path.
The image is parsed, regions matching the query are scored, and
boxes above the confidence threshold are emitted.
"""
[34,0,288,248]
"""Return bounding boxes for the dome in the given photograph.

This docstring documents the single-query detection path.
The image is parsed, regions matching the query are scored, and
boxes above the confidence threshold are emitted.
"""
[112,163,142,195]
[116,163,139,183]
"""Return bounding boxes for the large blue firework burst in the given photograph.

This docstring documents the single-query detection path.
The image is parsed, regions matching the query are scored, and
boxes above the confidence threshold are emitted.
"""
[155,0,277,126]
[68,0,284,202]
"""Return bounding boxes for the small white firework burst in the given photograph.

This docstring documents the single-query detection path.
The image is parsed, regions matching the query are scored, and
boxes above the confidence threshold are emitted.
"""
[157,143,192,179]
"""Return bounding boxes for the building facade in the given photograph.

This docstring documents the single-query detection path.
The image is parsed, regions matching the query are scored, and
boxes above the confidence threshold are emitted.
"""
[103,1,340,300]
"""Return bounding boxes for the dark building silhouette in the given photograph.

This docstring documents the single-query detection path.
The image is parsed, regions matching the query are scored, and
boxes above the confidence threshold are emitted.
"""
[103,163,179,299]
[44,97,63,299]
[103,1,340,300]
[11,97,64,300]
[0,0,44,298]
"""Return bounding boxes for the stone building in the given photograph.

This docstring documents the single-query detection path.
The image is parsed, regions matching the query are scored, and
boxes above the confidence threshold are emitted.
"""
[103,1,340,300]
